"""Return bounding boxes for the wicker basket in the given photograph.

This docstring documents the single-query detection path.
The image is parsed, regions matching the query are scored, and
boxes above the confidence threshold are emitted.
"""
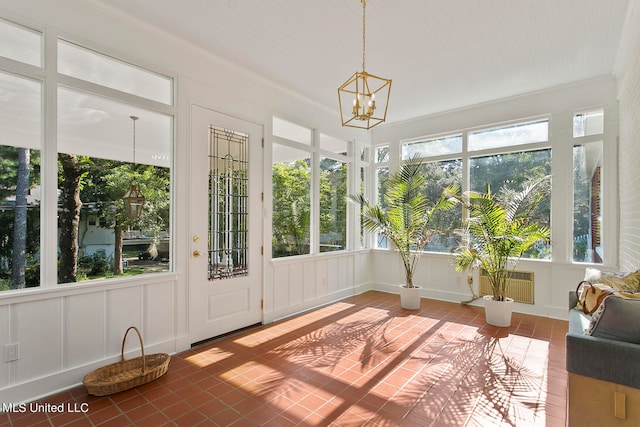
[83,326,170,396]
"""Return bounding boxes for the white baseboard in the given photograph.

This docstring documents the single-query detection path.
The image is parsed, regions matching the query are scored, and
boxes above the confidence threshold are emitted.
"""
[0,338,181,406]
[366,281,569,320]
[265,288,361,324]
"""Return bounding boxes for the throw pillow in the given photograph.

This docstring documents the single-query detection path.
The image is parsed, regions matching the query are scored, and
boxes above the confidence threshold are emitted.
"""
[583,268,640,293]
[575,281,616,314]
[585,293,640,344]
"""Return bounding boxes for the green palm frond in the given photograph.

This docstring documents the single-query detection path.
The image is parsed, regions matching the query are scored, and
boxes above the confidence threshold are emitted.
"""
[446,176,551,300]
[350,156,457,288]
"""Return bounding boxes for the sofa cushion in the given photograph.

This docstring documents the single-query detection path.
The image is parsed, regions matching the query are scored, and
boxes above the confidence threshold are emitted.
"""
[584,267,640,293]
[585,293,640,344]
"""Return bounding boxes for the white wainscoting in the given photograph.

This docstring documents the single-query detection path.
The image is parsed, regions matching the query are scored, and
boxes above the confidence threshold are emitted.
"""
[0,275,183,404]
[363,250,598,320]
[266,251,372,323]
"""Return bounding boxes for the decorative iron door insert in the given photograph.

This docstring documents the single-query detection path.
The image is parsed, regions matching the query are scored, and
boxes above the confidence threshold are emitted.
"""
[208,126,248,280]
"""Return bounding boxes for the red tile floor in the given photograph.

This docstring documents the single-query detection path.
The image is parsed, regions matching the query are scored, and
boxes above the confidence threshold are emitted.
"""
[1,291,568,426]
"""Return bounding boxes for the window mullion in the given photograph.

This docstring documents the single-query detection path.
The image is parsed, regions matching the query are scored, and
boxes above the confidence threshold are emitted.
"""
[310,129,320,255]
[41,28,58,288]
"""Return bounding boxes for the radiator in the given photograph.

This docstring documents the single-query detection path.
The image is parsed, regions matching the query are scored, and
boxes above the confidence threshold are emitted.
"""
[479,269,535,304]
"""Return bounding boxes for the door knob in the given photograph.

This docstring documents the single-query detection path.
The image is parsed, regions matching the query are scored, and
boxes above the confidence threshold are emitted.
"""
[193,250,200,257]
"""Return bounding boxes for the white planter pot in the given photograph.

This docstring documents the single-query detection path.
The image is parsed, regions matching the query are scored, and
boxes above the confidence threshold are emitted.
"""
[399,285,422,310]
[483,295,514,327]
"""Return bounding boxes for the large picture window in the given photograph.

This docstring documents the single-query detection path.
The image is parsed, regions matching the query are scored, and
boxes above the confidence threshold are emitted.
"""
[471,149,551,259]
[57,89,171,283]
[0,20,174,291]
[398,119,551,258]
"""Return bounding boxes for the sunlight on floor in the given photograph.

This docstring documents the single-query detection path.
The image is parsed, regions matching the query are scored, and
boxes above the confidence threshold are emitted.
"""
[6,291,566,426]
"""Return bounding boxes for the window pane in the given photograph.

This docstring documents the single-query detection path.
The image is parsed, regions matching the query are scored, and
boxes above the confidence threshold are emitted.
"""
[402,134,462,159]
[360,146,367,162]
[573,142,603,263]
[0,72,41,290]
[57,89,172,284]
[272,144,310,257]
[573,109,604,137]
[208,126,248,280]
[273,117,311,145]
[375,146,389,163]
[0,72,41,150]
[421,160,462,253]
[376,166,389,248]
[319,133,348,154]
[58,40,172,105]
[0,18,41,67]
[358,165,366,248]
[469,120,548,151]
[320,158,347,253]
[470,149,551,259]
[58,88,170,167]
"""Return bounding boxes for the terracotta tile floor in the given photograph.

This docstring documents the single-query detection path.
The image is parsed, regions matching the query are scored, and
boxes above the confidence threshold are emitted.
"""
[1,291,568,426]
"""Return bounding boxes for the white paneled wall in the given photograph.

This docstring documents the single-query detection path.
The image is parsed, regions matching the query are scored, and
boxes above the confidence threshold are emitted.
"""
[63,293,105,369]
[365,250,588,319]
[267,252,369,322]
[0,278,180,404]
[619,43,640,271]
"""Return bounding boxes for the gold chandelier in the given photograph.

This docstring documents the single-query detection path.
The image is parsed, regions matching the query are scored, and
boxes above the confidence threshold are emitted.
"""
[338,0,391,130]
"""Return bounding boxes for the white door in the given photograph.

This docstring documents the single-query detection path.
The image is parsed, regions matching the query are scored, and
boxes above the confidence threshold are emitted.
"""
[189,105,263,344]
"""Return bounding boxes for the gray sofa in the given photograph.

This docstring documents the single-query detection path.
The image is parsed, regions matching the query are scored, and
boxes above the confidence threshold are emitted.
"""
[566,291,640,425]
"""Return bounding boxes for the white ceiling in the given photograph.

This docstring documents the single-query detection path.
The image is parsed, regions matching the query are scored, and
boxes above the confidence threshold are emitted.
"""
[94,0,632,125]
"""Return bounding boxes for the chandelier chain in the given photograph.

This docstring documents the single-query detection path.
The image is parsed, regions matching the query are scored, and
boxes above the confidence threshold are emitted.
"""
[362,0,366,72]
[130,115,139,165]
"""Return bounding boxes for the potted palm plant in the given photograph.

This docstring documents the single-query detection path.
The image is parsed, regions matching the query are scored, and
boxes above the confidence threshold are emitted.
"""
[446,176,551,326]
[351,156,454,309]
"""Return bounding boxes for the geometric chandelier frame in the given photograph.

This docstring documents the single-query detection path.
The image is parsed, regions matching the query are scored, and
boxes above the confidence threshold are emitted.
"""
[338,0,392,130]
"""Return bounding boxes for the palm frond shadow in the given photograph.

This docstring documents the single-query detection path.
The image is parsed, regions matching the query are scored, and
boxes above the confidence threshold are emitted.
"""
[398,330,545,426]
[270,314,395,369]
[253,314,396,400]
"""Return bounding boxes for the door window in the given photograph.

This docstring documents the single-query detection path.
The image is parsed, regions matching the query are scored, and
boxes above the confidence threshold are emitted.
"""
[208,126,249,280]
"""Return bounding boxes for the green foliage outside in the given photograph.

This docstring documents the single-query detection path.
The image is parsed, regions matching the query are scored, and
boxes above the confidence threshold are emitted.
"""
[319,158,347,252]
[0,143,170,289]
[0,145,41,289]
[470,149,552,259]
[272,157,348,257]
[272,159,311,257]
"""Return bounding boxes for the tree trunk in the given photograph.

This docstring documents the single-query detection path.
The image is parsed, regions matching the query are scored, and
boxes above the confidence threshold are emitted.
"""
[10,148,30,289]
[58,154,83,283]
[114,223,123,275]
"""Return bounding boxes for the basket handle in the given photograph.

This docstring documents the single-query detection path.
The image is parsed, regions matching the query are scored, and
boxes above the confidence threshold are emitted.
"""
[121,326,146,373]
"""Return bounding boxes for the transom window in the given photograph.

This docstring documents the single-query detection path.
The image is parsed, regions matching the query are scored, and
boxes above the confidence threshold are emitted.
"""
[0,18,41,67]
